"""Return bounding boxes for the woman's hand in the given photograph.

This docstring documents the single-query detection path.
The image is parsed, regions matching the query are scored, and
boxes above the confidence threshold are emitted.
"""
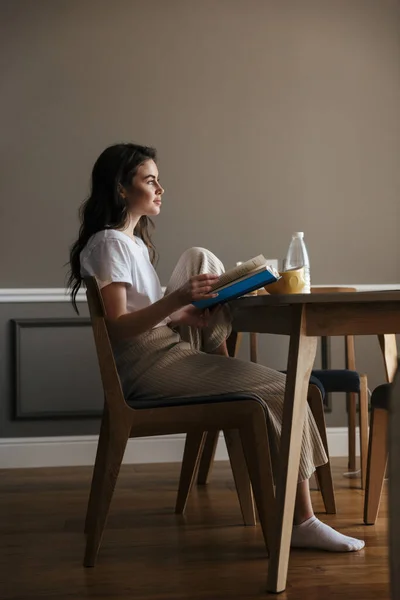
[176,273,220,305]
[169,304,223,328]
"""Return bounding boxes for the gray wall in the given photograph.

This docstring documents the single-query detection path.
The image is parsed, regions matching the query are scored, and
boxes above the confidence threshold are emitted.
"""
[0,0,399,435]
[0,301,105,437]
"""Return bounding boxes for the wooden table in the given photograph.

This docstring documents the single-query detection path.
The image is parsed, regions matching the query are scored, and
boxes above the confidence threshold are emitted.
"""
[230,290,400,594]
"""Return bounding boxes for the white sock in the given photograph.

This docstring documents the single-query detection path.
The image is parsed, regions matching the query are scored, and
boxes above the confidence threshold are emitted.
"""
[291,516,365,552]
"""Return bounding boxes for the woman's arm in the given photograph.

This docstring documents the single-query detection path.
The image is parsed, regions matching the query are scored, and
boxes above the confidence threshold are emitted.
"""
[101,273,220,340]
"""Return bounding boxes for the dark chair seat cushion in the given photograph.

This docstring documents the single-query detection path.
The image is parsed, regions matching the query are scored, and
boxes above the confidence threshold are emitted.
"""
[371,383,391,411]
[129,373,327,412]
[127,391,267,414]
[311,369,361,393]
[277,371,326,399]
[309,375,326,399]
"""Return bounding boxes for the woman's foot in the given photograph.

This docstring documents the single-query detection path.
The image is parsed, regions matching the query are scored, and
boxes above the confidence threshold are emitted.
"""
[291,516,365,551]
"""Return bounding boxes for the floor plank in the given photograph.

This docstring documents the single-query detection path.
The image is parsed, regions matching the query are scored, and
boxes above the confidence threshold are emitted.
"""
[0,458,389,599]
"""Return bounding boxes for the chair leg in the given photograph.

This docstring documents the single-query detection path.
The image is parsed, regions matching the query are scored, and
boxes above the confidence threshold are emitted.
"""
[223,429,256,525]
[179,429,256,525]
[359,375,369,489]
[84,422,130,567]
[195,330,240,487]
[175,431,206,514]
[307,385,336,514]
[249,332,258,363]
[197,430,219,485]
[348,391,357,471]
[239,415,275,554]
[364,407,388,524]
[194,333,241,489]
[84,405,110,534]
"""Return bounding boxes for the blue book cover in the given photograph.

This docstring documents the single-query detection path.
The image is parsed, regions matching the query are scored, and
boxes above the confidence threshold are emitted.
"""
[193,268,279,310]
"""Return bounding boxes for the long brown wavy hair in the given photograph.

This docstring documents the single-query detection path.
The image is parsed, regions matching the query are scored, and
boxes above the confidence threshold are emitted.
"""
[67,143,158,313]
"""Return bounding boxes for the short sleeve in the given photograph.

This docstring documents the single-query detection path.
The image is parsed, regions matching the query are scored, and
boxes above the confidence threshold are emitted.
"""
[81,239,133,289]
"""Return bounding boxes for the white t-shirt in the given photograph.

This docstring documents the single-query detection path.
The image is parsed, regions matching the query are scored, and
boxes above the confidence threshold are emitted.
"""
[80,229,169,327]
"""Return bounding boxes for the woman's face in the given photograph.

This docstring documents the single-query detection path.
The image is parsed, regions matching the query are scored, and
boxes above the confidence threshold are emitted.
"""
[124,159,164,217]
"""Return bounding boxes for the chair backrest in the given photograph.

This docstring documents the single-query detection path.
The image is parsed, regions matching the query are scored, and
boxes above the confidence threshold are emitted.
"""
[84,276,127,412]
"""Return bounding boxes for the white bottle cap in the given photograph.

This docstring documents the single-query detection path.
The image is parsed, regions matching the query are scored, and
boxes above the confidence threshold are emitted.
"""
[293,232,304,238]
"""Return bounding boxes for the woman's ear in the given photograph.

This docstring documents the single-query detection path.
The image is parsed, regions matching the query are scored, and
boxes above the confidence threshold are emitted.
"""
[117,183,128,200]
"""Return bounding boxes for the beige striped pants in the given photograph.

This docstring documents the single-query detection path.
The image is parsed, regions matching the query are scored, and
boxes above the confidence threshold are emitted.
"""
[114,247,327,482]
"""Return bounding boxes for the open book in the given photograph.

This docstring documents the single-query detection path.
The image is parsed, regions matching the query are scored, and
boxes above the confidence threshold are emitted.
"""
[193,254,280,309]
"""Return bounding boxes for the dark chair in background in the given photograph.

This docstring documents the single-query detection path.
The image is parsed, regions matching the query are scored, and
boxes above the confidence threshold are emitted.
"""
[364,382,390,525]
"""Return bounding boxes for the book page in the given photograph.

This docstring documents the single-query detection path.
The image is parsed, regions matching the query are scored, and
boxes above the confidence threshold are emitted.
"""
[213,265,267,292]
[210,254,266,291]
[213,264,279,293]
[211,254,267,290]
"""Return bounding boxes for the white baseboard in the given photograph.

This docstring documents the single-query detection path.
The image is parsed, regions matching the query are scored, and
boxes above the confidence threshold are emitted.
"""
[0,428,358,469]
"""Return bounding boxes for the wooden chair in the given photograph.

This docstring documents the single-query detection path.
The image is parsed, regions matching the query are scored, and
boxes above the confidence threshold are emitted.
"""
[363,383,390,524]
[388,364,400,598]
[83,276,276,566]
[364,335,398,525]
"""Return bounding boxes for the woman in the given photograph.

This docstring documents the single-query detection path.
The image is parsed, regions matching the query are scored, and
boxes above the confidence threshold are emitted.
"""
[68,142,364,552]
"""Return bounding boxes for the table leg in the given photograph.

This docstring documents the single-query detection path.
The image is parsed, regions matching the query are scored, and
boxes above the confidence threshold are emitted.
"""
[267,305,318,593]
[227,331,242,358]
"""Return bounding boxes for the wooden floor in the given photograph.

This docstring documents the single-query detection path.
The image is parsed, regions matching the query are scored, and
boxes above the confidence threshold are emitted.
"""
[0,458,389,600]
